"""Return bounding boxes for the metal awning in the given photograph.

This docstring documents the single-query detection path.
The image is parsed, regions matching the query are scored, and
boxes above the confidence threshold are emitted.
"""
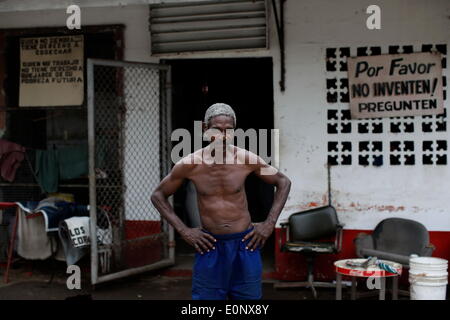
[149,0,269,54]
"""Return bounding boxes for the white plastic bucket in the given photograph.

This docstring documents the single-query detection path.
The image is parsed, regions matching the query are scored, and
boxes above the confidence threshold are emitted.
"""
[409,257,448,300]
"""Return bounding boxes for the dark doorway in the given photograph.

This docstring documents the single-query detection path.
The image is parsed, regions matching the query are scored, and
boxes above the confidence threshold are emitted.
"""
[167,57,275,271]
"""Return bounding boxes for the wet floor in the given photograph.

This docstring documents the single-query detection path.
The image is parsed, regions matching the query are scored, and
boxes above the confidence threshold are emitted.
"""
[0,258,440,300]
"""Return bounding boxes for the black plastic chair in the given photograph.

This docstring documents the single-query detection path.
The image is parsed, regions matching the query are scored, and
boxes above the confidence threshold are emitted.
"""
[275,205,344,299]
[354,218,435,267]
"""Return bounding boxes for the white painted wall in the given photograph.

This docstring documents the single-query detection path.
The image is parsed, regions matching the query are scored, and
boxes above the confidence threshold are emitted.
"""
[274,0,450,232]
[123,67,161,221]
[0,0,211,13]
[0,5,158,63]
[1,0,449,231]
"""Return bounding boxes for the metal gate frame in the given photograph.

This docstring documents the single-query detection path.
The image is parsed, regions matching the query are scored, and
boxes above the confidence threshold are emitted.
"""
[87,58,174,285]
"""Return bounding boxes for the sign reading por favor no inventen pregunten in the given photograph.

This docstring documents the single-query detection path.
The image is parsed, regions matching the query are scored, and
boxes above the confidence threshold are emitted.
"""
[347,52,443,119]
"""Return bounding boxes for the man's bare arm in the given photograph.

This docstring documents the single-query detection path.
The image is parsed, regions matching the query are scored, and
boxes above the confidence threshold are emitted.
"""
[254,161,292,226]
[243,155,291,250]
[151,160,216,254]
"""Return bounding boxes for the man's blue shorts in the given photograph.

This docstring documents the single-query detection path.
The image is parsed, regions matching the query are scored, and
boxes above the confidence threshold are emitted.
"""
[192,226,262,300]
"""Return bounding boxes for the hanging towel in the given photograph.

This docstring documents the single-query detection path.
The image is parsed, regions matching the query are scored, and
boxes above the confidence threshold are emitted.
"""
[16,198,89,232]
[35,149,59,193]
[58,214,113,266]
[0,139,25,182]
[16,206,55,260]
[35,145,89,193]
[58,217,90,265]
[58,145,88,180]
[65,216,90,248]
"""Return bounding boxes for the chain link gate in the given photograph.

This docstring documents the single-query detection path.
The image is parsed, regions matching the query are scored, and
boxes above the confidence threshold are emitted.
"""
[87,59,174,285]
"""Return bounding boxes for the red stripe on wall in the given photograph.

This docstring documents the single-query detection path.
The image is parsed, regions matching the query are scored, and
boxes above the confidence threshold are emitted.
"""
[125,222,449,284]
[124,220,161,240]
[274,228,450,283]
[123,220,162,268]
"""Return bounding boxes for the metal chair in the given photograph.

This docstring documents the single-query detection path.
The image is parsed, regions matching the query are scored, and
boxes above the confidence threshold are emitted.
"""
[275,205,344,299]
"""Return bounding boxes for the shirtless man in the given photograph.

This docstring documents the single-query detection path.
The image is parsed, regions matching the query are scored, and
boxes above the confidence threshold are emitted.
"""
[151,103,291,300]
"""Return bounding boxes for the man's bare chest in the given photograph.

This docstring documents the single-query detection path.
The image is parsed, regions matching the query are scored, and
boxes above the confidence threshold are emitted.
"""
[189,165,251,196]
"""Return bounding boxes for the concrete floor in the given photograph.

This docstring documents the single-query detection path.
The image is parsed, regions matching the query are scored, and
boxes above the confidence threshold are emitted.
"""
[0,259,300,300]
[0,276,313,300]
[0,274,390,300]
[0,258,419,300]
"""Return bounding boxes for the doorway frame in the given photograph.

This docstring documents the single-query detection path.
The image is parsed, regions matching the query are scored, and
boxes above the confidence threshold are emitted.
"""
[163,56,277,271]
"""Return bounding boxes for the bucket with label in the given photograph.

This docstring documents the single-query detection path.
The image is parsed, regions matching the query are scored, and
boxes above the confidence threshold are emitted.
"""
[409,257,448,300]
